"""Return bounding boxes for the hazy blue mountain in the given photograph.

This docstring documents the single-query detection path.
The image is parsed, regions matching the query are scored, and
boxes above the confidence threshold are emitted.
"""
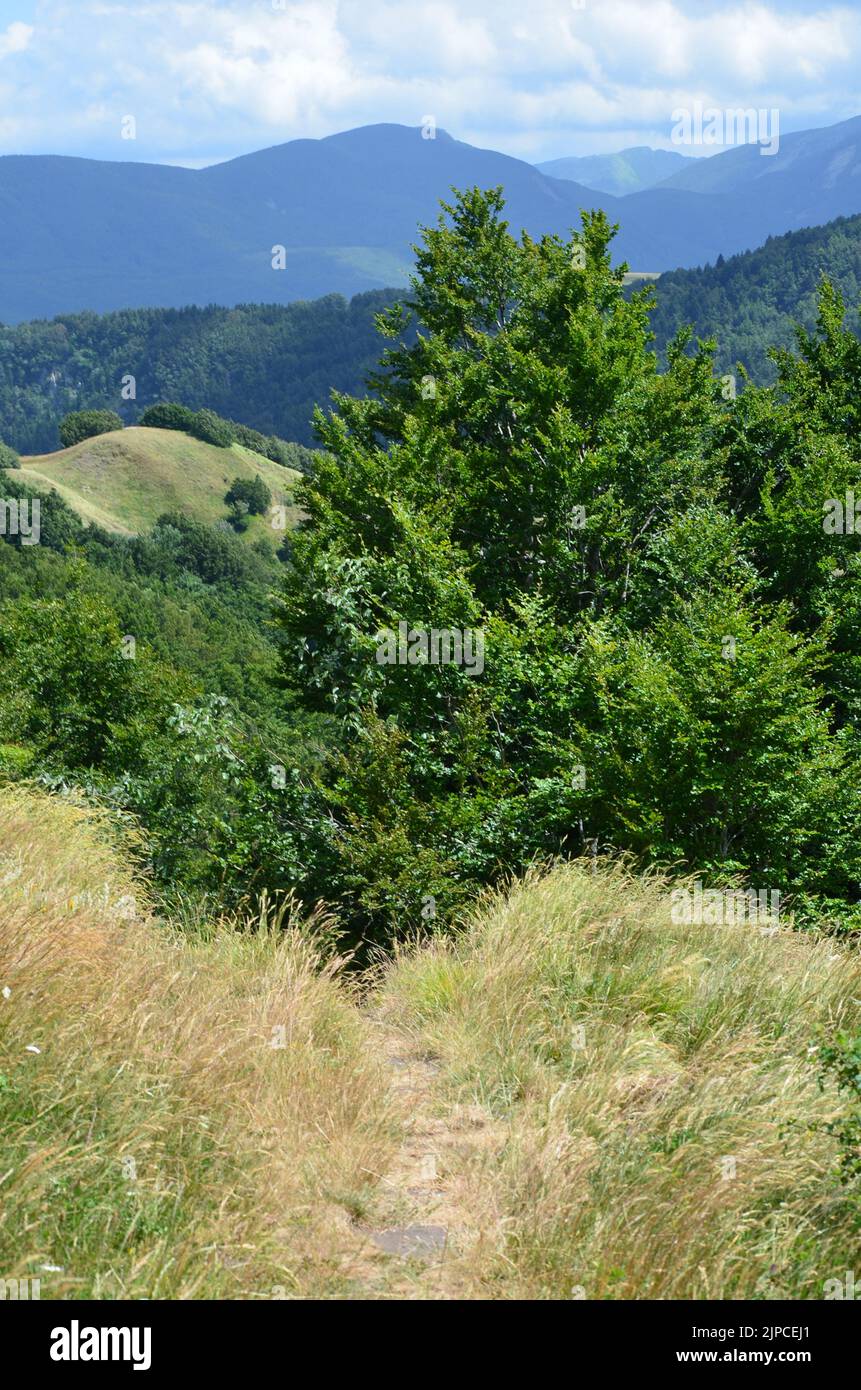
[536,146,691,195]
[655,114,861,196]
[2,119,861,322]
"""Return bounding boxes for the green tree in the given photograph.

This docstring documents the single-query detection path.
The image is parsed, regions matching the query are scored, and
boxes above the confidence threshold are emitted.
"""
[59,409,123,447]
[274,188,861,941]
[139,402,198,433]
[225,475,271,516]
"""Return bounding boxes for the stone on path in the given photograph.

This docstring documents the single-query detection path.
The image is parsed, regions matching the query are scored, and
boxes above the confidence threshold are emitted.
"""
[367,1224,448,1259]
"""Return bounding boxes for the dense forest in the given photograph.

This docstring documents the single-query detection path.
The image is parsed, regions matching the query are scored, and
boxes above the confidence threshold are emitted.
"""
[3,216,860,463]
[649,212,861,380]
[0,289,401,454]
[4,188,861,946]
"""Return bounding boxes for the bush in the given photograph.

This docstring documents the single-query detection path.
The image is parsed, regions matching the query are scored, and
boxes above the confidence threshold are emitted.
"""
[138,402,198,434]
[133,512,253,585]
[225,475,271,516]
[0,442,20,468]
[138,403,303,466]
[58,410,123,448]
[191,408,233,448]
[814,1031,861,1184]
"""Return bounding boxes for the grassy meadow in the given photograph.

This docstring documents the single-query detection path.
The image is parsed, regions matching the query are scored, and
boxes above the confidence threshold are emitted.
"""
[19,428,300,549]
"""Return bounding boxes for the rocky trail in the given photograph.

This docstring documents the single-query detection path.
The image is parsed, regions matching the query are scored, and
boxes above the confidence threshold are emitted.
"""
[343,1023,503,1299]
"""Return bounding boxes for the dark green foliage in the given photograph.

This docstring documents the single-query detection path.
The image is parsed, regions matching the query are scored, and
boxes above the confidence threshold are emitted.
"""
[813,1032,861,1184]
[139,401,313,469]
[190,408,233,448]
[59,409,124,447]
[273,186,861,943]
[0,441,20,468]
[649,213,861,381]
[0,292,399,454]
[0,481,325,906]
[138,402,198,433]
[139,402,231,448]
[225,476,271,516]
[6,185,861,960]
[0,477,95,552]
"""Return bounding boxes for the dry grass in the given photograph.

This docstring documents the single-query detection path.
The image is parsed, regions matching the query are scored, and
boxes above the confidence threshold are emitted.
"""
[379,861,861,1299]
[0,784,396,1300]
[4,786,860,1301]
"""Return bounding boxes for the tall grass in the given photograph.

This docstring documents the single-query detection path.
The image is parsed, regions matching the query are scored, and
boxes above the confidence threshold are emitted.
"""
[0,785,395,1299]
[5,787,860,1300]
[380,861,861,1299]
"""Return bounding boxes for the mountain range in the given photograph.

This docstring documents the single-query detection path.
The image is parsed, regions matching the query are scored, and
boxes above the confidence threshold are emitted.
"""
[535,146,691,195]
[1,116,861,323]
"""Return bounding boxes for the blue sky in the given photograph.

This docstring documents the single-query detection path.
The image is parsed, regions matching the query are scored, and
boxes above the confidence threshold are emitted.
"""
[0,0,859,166]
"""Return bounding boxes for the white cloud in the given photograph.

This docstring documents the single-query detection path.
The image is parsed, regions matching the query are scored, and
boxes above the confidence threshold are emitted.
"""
[0,1,859,162]
[0,21,33,61]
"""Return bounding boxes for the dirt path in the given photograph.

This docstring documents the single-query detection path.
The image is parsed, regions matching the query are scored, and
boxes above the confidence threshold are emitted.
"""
[344,1022,503,1299]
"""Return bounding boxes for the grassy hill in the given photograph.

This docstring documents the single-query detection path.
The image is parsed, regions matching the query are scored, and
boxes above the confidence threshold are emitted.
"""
[18,427,301,549]
[3,785,859,1300]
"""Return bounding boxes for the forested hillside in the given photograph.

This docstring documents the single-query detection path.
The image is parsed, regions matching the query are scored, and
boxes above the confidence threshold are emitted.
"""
[5,185,861,1305]
[3,213,860,462]
[6,187,861,946]
[0,290,399,453]
[649,213,861,379]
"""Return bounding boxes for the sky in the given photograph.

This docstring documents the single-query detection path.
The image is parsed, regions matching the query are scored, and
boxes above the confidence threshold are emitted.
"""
[0,0,859,167]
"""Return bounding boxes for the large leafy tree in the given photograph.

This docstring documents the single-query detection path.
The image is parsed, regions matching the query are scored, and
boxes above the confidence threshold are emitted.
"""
[275,187,861,941]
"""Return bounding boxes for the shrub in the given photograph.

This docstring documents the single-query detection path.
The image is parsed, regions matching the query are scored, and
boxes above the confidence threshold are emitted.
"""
[138,403,302,466]
[814,1031,861,1184]
[227,498,250,533]
[225,475,271,516]
[138,402,198,433]
[139,403,232,448]
[58,409,123,448]
[191,408,233,448]
[0,441,20,469]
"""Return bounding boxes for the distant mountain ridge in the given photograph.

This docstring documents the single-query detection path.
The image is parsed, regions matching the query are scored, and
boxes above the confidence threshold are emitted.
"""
[1,118,861,322]
[536,146,691,195]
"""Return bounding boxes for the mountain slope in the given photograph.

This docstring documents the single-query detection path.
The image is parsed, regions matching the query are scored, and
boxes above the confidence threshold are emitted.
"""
[1,116,861,322]
[0,292,395,454]
[657,113,861,196]
[0,126,608,322]
[18,428,299,543]
[3,117,861,323]
[648,212,861,379]
[536,146,691,195]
